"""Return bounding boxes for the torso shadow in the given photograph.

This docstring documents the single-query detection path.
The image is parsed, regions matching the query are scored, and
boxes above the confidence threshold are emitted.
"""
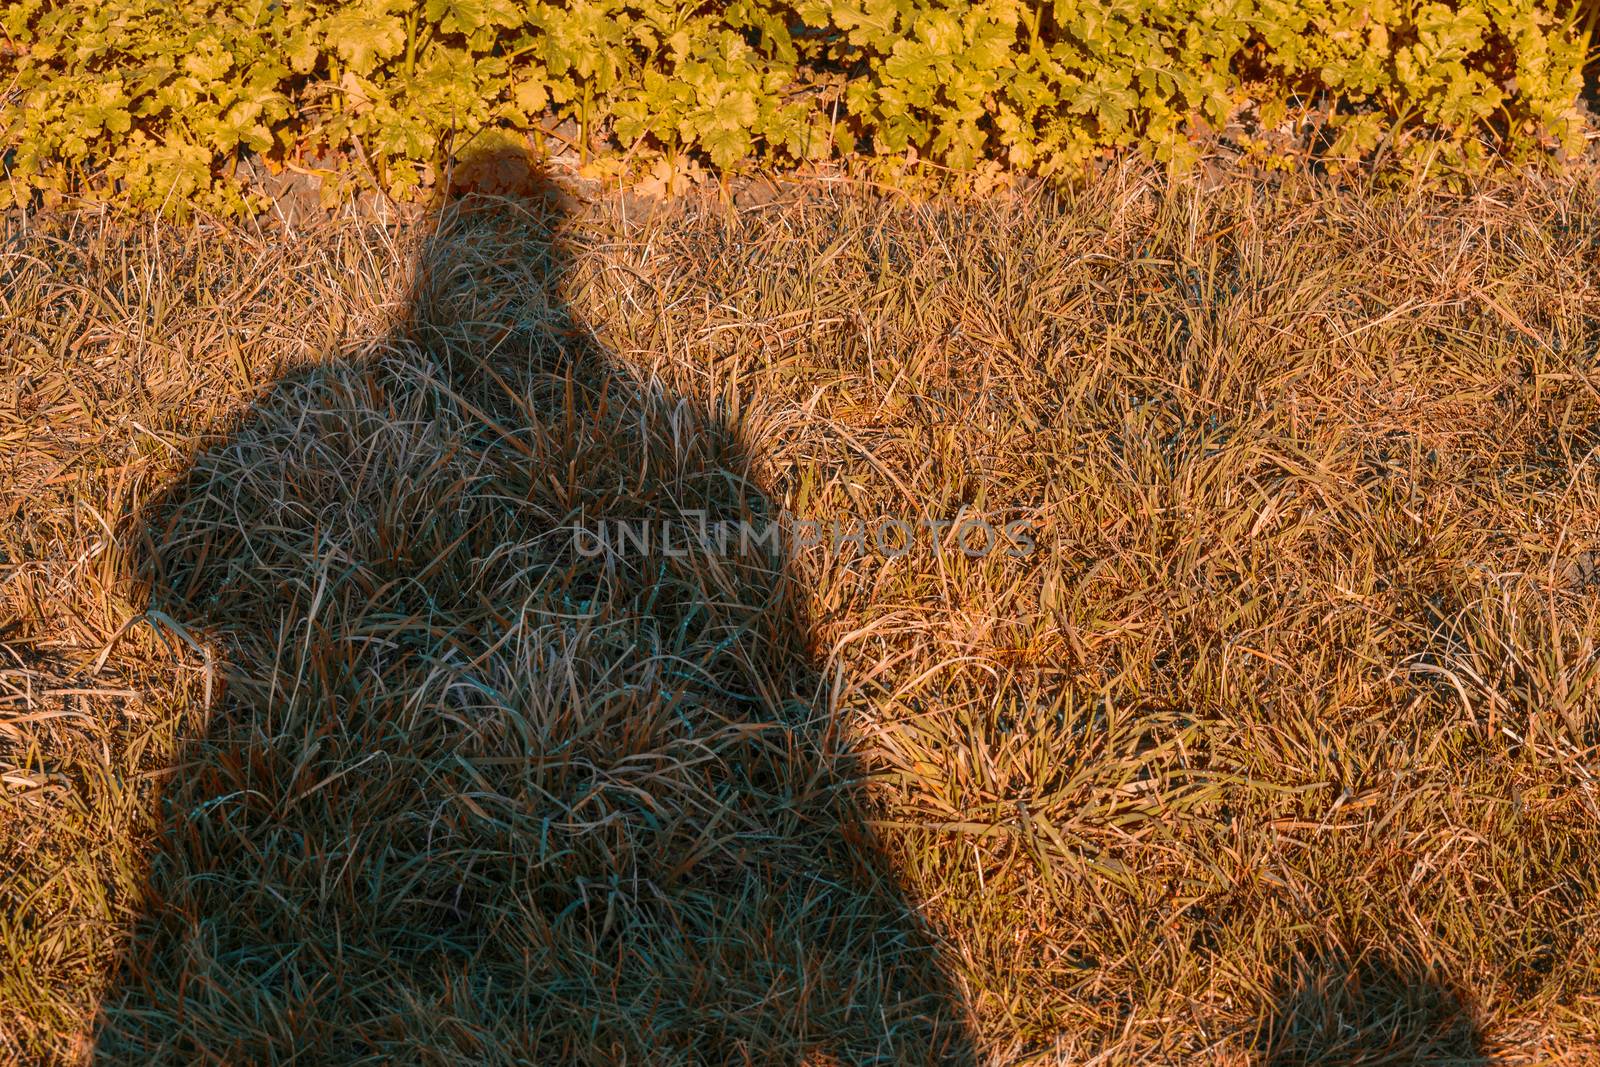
[95,187,974,1065]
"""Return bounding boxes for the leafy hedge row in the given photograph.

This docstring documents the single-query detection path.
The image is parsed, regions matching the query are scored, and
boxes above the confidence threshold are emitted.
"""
[2,0,1593,213]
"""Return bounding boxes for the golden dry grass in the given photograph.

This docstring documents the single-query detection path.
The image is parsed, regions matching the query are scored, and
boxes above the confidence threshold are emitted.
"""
[4,166,1600,1063]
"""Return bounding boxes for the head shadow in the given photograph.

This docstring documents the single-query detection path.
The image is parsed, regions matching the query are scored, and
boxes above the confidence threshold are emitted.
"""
[1253,946,1484,1066]
[97,159,973,1064]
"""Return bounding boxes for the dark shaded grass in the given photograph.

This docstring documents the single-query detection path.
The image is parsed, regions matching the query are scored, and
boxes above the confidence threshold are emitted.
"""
[91,188,974,1063]
[1258,948,1484,1066]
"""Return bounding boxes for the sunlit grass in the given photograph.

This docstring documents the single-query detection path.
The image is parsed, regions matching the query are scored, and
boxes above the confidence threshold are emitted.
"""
[3,166,1600,1063]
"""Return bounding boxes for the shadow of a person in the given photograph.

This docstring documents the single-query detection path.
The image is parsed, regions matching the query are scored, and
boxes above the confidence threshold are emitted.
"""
[96,166,974,1065]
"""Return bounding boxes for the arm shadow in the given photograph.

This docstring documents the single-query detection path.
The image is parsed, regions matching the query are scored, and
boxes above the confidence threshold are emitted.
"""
[95,168,975,1065]
[1254,946,1485,1066]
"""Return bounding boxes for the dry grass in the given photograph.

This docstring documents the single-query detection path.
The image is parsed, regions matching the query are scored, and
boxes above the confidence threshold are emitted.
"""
[4,165,1600,1063]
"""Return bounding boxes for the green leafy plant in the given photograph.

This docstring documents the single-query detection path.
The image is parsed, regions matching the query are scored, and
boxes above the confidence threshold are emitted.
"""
[0,0,1591,214]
